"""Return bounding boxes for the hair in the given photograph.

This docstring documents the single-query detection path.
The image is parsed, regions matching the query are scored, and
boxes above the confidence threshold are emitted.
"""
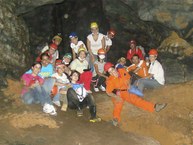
[40,53,49,60]
[70,70,80,81]
[131,54,139,60]
[117,57,126,63]
[32,62,42,68]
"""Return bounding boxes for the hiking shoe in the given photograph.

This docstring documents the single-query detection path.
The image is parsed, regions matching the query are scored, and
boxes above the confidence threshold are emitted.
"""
[53,100,61,107]
[77,109,83,117]
[43,103,57,116]
[99,85,106,91]
[110,118,119,127]
[155,103,167,112]
[61,104,67,112]
[89,117,101,123]
[94,87,99,92]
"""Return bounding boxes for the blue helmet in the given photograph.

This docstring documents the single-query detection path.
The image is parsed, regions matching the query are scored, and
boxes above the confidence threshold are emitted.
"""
[69,32,77,38]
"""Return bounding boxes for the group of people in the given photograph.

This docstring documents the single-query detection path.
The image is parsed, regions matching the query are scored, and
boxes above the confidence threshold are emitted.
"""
[20,21,167,126]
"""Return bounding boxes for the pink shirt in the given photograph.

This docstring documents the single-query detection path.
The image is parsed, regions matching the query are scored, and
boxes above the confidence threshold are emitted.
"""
[21,73,44,96]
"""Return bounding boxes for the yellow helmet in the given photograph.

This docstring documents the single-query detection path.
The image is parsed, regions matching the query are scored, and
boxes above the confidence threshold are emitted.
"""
[78,47,87,53]
[90,22,98,28]
[52,35,62,42]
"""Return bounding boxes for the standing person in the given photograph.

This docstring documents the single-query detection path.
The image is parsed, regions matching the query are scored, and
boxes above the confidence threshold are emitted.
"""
[104,29,115,53]
[137,49,165,92]
[92,48,108,92]
[70,47,92,93]
[26,53,54,79]
[87,22,105,64]
[69,32,87,60]
[104,62,167,126]
[67,70,101,122]
[126,40,144,63]
[21,62,57,115]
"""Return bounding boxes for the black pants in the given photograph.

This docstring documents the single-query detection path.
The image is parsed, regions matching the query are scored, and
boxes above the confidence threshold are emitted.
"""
[67,88,96,118]
[92,75,106,88]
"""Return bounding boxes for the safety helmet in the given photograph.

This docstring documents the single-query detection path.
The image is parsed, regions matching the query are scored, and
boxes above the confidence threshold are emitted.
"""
[104,62,114,72]
[78,47,87,53]
[49,43,58,50]
[52,35,62,42]
[148,48,158,56]
[69,32,78,38]
[90,22,98,28]
[97,48,106,55]
[129,40,136,45]
[55,59,65,68]
[63,53,72,59]
[108,29,116,36]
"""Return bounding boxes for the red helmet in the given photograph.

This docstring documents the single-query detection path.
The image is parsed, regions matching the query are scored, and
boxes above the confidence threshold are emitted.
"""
[98,48,106,55]
[108,29,116,36]
[129,40,136,45]
[148,49,158,56]
[104,62,114,72]
[55,59,64,68]
[49,43,58,50]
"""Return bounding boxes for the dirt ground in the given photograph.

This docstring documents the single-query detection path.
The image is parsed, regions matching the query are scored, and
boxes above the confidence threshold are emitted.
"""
[0,79,193,145]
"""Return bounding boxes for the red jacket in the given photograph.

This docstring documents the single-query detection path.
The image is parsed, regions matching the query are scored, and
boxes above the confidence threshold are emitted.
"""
[126,48,144,61]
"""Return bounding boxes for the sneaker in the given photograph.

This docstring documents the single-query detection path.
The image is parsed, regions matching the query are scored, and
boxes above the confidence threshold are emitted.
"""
[155,103,167,112]
[99,85,106,91]
[109,118,119,127]
[94,87,99,92]
[53,100,61,107]
[77,109,83,117]
[89,117,101,123]
[86,90,92,94]
[43,103,57,116]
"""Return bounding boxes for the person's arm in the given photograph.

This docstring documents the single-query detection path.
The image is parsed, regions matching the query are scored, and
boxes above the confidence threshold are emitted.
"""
[94,63,108,78]
[72,49,76,60]
[101,36,105,49]
[87,38,94,63]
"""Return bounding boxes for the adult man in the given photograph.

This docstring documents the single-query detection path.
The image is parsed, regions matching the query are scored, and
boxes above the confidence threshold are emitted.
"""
[104,62,167,126]
[137,49,165,92]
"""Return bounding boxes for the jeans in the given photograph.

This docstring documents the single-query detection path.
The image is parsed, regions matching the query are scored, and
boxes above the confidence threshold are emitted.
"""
[92,75,106,88]
[67,88,96,118]
[22,78,55,106]
[136,78,162,92]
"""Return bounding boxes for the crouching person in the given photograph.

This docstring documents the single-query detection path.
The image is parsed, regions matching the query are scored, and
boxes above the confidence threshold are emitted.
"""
[21,62,57,115]
[67,70,101,122]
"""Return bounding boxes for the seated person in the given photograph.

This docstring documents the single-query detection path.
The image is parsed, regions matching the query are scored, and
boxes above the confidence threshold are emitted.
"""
[67,70,101,122]
[137,49,165,92]
[70,47,92,93]
[127,54,148,84]
[21,62,57,115]
[115,57,126,70]
[92,48,107,92]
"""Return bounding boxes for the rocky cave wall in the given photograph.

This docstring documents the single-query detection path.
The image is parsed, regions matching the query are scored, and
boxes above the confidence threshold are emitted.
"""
[1,0,193,88]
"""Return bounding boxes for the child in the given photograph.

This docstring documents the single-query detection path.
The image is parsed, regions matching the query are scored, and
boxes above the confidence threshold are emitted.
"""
[52,60,71,111]
[92,48,108,92]
[115,57,126,70]
[67,70,101,122]
[62,53,72,66]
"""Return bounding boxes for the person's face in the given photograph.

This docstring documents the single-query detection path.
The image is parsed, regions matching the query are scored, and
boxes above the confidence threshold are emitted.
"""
[91,27,99,34]
[132,56,140,65]
[57,66,65,74]
[63,57,71,64]
[32,64,41,75]
[108,67,118,77]
[41,56,50,66]
[108,33,114,39]
[71,72,79,82]
[70,37,78,44]
[79,51,86,59]
[53,39,61,46]
[130,43,136,49]
[49,47,56,55]
[149,55,157,62]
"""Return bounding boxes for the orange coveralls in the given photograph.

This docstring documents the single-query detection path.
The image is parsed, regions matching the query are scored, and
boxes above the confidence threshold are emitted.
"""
[106,68,155,122]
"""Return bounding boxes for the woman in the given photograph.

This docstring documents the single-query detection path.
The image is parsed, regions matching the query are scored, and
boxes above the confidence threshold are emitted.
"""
[67,70,101,122]
[70,47,92,93]
[21,62,57,115]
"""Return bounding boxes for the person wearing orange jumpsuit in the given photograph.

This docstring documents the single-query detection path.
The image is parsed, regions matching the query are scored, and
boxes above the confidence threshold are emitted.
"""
[104,62,166,126]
